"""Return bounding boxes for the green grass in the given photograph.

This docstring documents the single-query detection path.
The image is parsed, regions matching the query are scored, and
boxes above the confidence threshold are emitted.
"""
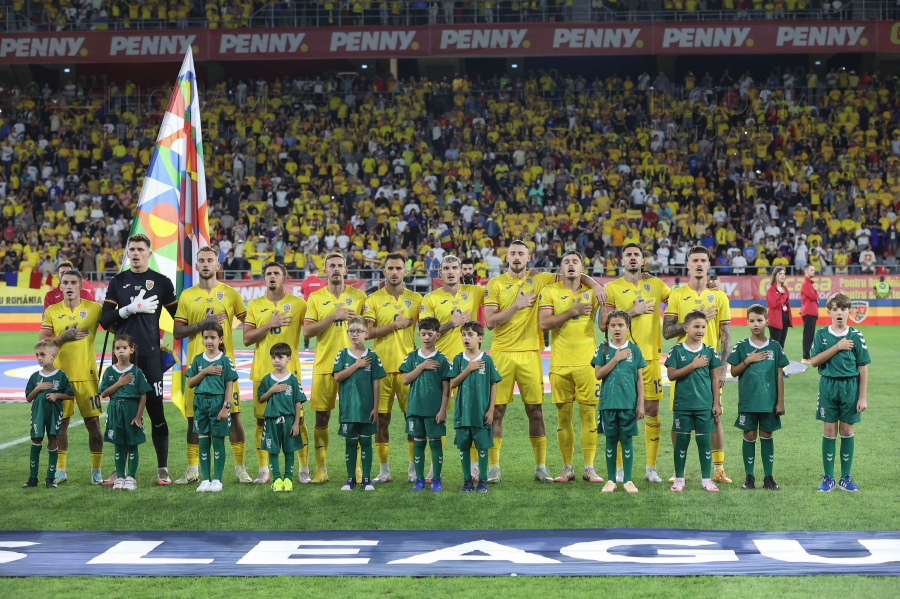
[2,325,897,593]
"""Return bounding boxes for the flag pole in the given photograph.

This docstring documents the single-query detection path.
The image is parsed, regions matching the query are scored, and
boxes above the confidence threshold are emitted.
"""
[97,329,110,384]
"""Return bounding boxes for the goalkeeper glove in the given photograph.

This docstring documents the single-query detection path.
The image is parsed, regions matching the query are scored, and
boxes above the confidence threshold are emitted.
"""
[118,289,159,319]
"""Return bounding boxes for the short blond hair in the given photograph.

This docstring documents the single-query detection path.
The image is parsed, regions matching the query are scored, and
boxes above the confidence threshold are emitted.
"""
[35,339,58,353]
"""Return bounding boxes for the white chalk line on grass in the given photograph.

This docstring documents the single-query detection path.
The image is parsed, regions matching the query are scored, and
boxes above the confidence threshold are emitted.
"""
[0,414,106,450]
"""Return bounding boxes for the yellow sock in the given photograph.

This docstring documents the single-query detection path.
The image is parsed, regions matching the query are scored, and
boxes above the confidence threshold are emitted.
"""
[187,443,199,467]
[231,442,245,466]
[255,424,269,469]
[58,450,67,470]
[407,440,415,463]
[90,451,103,470]
[645,414,661,468]
[470,446,478,463]
[357,447,362,475]
[713,450,725,471]
[530,435,546,466]
[488,437,502,467]
[556,402,575,465]
[314,426,328,470]
[579,402,597,467]
[377,442,391,465]
[616,443,623,469]
[296,426,309,468]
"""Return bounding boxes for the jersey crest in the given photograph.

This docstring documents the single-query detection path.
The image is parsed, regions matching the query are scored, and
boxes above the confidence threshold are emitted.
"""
[460,292,469,302]
[146,280,155,291]
[79,309,87,319]
[403,298,412,309]
[526,277,533,285]
[283,304,292,314]
[706,293,715,304]
[419,305,425,314]
[643,282,652,293]
[345,297,354,306]
[216,291,225,302]
[581,291,591,302]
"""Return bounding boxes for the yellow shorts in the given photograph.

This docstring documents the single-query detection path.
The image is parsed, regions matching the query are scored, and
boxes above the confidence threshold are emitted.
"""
[310,373,338,412]
[184,382,241,418]
[63,379,102,419]
[378,373,408,414]
[494,351,544,406]
[549,366,597,406]
[643,359,663,402]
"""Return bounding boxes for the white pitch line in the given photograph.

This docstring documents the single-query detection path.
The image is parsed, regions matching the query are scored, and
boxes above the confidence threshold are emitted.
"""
[0,414,106,450]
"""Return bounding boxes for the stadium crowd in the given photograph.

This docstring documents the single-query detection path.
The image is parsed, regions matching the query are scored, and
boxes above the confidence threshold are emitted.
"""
[2,65,900,283]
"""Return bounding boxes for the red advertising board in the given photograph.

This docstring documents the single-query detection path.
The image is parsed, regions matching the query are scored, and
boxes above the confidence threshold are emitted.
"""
[0,21,895,64]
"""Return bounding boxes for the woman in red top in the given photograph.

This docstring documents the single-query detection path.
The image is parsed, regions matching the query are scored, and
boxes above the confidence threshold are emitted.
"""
[766,267,792,361]
[799,264,819,363]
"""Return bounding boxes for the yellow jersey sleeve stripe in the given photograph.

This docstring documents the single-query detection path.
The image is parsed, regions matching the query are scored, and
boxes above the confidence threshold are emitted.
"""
[41,324,54,330]
[538,306,554,310]
[663,310,678,316]
[244,320,257,327]
[483,301,500,307]
[720,319,731,324]
[363,315,376,322]
[304,317,317,323]
[235,310,247,318]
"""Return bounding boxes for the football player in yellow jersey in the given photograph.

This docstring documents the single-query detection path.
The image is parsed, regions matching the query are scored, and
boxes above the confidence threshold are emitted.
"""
[363,253,422,484]
[420,254,484,479]
[172,247,249,486]
[600,243,670,484]
[483,238,606,483]
[302,252,367,484]
[663,246,733,484]
[243,263,309,484]
[39,270,104,485]
[537,251,604,484]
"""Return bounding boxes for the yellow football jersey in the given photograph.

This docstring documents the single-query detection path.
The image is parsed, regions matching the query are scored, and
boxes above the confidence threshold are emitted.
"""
[304,286,367,375]
[174,283,247,365]
[538,281,598,369]
[663,285,731,353]
[420,284,485,359]
[604,276,671,359]
[485,272,557,352]
[363,286,422,373]
[41,299,102,382]
[246,293,307,380]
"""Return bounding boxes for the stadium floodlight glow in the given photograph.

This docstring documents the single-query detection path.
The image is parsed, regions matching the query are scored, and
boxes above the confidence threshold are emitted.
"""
[362,64,368,69]
[815,61,821,65]
[512,64,518,69]
[64,68,71,73]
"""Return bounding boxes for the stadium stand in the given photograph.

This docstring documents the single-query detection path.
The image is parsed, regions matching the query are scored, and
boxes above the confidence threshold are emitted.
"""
[1,63,899,284]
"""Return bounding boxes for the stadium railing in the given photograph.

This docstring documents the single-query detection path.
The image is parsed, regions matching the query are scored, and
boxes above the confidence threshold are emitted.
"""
[0,0,884,33]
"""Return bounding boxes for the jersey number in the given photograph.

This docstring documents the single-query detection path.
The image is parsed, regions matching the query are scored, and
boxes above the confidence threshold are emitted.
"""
[271,327,282,335]
[90,395,101,411]
[654,379,662,395]
[153,381,163,397]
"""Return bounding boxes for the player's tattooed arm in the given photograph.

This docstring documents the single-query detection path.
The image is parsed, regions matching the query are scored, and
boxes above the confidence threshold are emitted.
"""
[662,315,685,340]
[718,323,731,389]
[173,312,220,340]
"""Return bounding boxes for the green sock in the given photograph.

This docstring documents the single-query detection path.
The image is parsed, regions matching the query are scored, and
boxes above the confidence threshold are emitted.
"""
[477,447,488,482]
[822,436,836,478]
[760,436,774,477]
[743,438,756,476]
[346,437,359,480]
[621,436,634,482]
[47,448,58,480]
[126,445,139,478]
[114,446,127,478]
[199,436,211,481]
[460,445,472,481]
[429,439,443,480]
[359,436,373,480]
[284,452,295,480]
[840,435,854,477]
[605,435,619,481]
[270,453,281,480]
[29,443,41,479]
[212,437,226,481]
[674,433,691,478]
[696,434,713,479]
[413,438,427,480]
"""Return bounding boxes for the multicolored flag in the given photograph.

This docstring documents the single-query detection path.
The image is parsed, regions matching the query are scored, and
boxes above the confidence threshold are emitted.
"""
[123,48,209,415]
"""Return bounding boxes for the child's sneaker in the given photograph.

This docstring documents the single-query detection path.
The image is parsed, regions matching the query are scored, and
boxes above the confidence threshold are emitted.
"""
[362,478,375,491]
[623,481,639,494]
[838,475,859,492]
[113,477,126,490]
[45,478,58,489]
[196,480,211,492]
[282,478,293,492]
[670,477,685,492]
[208,480,223,492]
[460,478,475,492]
[474,480,489,493]
[430,479,442,492]
[411,478,426,491]
[601,480,617,493]
[742,474,756,490]
[762,476,780,491]
[701,478,720,492]
[271,478,285,492]
[21,477,38,488]
[340,478,357,491]
[123,476,137,491]
[817,474,836,492]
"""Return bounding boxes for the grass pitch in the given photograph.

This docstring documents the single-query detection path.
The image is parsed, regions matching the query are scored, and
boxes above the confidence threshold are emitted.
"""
[2,325,898,595]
